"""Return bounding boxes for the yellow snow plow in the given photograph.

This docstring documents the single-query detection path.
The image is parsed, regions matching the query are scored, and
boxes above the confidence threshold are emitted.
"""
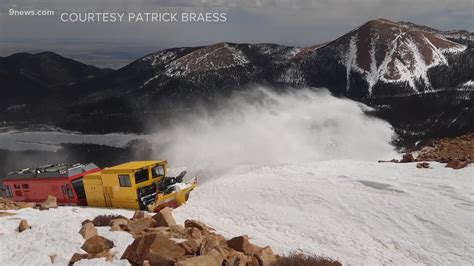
[83,161,197,212]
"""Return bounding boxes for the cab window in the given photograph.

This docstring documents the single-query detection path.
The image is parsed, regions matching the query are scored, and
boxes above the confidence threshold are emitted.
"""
[152,165,165,178]
[119,174,132,187]
[135,169,149,184]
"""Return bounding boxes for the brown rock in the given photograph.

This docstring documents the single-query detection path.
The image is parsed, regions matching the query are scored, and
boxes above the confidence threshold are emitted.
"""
[400,153,415,163]
[226,235,259,255]
[121,233,186,265]
[68,251,114,265]
[81,219,93,226]
[49,254,57,264]
[125,217,156,237]
[18,202,37,209]
[94,250,115,262]
[416,162,430,169]
[178,239,202,255]
[69,253,89,265]
[185,227,202,239]
[79,222,98,240]
[18,219,31,232]
[254,246,277,265]
[225,251,258,266]
[177,248,226,266]
[110,218,129,231]
[184,220,209,234]
[81,235,114,255]
[152,207,177,227]
[201,233,227,255]
[132,210,150,220]
[446,160,470,169]
[143,260,151,266]
[40,195,58,210]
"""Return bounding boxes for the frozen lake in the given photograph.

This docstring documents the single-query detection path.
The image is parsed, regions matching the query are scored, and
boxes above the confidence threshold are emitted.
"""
[0,130,146,151]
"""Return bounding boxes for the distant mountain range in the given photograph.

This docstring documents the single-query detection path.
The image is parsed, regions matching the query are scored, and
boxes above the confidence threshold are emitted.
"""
[1,18,473,144]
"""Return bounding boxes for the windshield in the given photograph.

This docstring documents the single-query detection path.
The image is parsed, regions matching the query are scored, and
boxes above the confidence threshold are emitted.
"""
[135,169,149,184]
[152,165,165,178]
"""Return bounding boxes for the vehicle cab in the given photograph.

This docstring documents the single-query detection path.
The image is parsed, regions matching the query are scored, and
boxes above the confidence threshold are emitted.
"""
[83,160,167,210]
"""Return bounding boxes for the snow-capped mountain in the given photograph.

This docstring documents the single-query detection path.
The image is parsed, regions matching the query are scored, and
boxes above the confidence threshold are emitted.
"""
[334,19,465,95]
[1,19,472,143]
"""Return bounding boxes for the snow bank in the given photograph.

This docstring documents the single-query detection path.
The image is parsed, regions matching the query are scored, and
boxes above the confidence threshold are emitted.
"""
[0,207,134,265]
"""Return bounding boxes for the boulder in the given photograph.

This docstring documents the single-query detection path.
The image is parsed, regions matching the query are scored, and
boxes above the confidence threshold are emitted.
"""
[400,153,415,163]
[79,222,98,240]
[125,217,157,237]
[185,227,202,240]
[200,233,228,255]
[81,219,93,225]
[416,162,430,169]
[69,251,114,265]
[18,219,31,232]
[121,233,186,265]
[81,235,114,255]
[132,210,150,220]
[152,207,177,227]
[178,239,202,255]
[226,235,259,255]
[177,248,226,266]
[446,160,470,169]
[254,246,277,265]
[225,251,257,266]
[184,220,209,234]
[69,253,89,265]
[40,195,58,210]
[110,218,129,231]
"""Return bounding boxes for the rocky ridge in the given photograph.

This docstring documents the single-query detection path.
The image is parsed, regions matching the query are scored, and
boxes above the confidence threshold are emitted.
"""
[69,208,342,266]
[383,132,473,169]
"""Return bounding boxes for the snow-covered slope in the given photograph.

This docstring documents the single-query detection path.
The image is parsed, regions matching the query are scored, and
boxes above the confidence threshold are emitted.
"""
[174,161,473,265]
[1,161,471,265]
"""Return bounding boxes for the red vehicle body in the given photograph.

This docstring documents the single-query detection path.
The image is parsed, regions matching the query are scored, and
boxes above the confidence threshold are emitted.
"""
[1,163,100,206]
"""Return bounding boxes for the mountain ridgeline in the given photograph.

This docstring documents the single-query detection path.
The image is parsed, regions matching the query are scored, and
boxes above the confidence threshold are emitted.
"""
[1,19,473,144]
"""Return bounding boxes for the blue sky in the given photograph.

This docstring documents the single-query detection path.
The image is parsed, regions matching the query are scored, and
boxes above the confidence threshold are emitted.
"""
[1,0,472,68]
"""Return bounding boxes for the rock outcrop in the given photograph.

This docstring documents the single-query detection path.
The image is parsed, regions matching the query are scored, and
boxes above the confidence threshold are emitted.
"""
[388,132,473,169]
[120,208,278,266]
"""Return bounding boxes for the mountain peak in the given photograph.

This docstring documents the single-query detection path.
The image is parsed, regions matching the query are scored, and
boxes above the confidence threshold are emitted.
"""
[335,19,467,95]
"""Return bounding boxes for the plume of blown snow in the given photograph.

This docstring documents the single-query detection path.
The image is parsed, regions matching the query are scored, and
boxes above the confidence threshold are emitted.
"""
[150,87,396,177]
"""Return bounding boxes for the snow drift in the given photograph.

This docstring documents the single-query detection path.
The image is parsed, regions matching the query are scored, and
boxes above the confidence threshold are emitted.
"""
[150,87,396,176]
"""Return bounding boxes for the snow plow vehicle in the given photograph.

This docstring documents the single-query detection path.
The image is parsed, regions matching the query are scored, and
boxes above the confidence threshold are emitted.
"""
[1,161,197,212]
[84,160,197,212]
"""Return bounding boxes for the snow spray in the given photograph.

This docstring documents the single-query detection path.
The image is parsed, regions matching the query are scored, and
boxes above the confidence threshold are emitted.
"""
[149,87,396,178]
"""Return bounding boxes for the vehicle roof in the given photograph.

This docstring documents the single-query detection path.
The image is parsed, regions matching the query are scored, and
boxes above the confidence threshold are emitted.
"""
[3,163,99,181]
[102,160,166,172]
